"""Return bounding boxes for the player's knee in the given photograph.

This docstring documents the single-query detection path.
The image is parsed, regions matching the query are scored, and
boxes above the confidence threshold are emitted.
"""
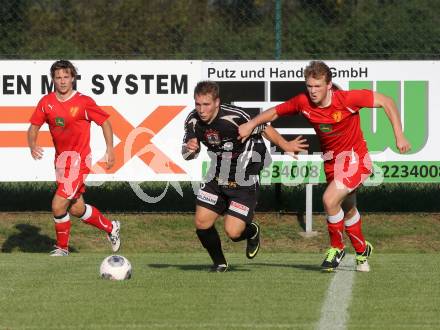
[52,203,67,217]
[194,217,210,230]
[322,192,339,212]
[69,204,85,218]
[224,227,242,240]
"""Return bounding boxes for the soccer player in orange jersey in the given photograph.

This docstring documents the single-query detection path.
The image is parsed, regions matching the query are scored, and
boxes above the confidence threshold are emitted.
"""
[239,61,411,272]
[27,60,121,256]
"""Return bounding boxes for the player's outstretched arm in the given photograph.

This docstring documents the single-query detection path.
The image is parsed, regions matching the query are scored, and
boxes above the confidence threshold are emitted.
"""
[27,124,44,160]
[238,107,279,143]
[262,126,308,159]
[101,120,115,169]
[373,92,411,153]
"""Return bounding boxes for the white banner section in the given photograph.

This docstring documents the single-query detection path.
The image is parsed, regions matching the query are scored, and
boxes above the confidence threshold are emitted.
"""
[0,60,202,181]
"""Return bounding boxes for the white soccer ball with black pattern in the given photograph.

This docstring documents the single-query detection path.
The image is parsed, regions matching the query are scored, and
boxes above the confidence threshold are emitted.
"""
[99,255,132,280]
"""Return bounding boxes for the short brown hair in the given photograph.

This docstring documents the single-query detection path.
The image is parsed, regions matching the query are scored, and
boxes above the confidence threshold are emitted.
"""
[50,60,77,79]
[304,60,332,83]
[194,80,219,100]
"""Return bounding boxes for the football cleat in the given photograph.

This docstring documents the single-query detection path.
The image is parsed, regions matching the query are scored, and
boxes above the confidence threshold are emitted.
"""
[356,241,373,272]
[321,247,345,272]
[108,220,121,252]
[49,246,69,257]
[246,222,260,259]
[209,263,229,273]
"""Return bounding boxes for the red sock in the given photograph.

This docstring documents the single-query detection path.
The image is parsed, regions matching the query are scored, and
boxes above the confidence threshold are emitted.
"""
[327,209,345,250]
[345,210,366,253]
[54,214,71,250]
[327,221,345,250]
[81,204,113,234]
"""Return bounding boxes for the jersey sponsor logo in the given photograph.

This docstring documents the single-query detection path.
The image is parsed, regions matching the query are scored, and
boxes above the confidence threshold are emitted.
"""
[70,106,79,117]
[332,111,342,122]
[229,201,249,216]
[197,190,218,205]
[47,103,54,111]
[319,123,332,133]
[204,129,221,146]
[55,117,65,127]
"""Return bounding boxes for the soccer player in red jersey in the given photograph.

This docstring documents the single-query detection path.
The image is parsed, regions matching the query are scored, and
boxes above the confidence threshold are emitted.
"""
[238,61,411,272]
[27,60,121,256]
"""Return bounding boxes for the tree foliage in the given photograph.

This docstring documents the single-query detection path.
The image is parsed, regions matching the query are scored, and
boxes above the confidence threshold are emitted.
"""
[0,0,438,59]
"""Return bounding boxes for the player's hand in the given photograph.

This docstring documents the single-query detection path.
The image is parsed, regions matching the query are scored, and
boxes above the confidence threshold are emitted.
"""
[105,147,115,169]
[396,135,411,153]
[185,138,200,153]
[238,122,254,143]
[282,135,309,159]
[30,146,44,160]
[182,138,200,160]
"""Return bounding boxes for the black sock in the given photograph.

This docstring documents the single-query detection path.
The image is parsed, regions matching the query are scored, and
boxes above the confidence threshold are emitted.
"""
[196,226,227,265]
[54,213,68,220]
[230,222,258,242]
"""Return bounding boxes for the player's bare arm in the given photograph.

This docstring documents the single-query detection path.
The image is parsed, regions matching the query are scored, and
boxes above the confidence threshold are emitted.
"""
[373,92,411,153]
[182,138,200,160]
[262,126,308,159]
[101,120,115,169]
[27,124,44,160]
[238,107,279,142]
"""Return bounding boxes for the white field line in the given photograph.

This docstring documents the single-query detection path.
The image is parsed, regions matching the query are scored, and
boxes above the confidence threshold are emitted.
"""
[317,254,356,330]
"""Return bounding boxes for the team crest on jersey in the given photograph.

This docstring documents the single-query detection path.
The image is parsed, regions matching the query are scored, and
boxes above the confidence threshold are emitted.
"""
[319,123,332,133]
[70,106,79,117]
[205,129,221,146]
[55,117,65,127]
[332,111,342,122]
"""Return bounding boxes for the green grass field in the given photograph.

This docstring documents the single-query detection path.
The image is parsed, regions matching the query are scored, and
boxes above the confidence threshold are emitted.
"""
[1,212,440,329]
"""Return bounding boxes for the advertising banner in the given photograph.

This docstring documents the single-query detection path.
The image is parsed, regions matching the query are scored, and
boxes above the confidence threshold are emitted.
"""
[202,61,435,184]
[0,60,201,181]
[0,60,436,183]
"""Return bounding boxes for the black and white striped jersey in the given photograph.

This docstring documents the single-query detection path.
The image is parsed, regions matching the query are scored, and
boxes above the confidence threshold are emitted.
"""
[182,104,271,182]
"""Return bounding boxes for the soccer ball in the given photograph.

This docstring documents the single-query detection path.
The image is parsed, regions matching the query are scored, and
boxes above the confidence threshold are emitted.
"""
[99,255,132,280]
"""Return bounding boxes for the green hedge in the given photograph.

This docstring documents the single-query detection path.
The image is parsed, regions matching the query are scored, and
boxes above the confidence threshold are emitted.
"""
[0,182,439,212]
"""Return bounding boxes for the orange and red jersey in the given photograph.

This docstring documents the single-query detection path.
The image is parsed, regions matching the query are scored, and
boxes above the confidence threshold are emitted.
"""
[276,89,374,185]
[30,91,109,170]
[276,89,374,161]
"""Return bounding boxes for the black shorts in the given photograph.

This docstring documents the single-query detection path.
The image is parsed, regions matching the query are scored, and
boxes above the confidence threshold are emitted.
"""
[195,179,259,223]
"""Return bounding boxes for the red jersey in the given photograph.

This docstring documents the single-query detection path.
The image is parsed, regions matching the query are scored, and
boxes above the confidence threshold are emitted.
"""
[30,91,109,169]
[275,89,374,165]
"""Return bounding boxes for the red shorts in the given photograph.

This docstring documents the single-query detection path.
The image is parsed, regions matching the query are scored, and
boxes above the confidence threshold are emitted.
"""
[325,152,372,191]
[55,166,89,200]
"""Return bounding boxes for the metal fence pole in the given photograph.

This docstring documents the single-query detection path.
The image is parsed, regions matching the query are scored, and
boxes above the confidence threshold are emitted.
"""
[275,0,282,60]
[274,0,283,207]
[300,183,318,237]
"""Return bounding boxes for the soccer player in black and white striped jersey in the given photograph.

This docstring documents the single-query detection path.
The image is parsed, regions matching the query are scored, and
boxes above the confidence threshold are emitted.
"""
[182,80,308,272]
